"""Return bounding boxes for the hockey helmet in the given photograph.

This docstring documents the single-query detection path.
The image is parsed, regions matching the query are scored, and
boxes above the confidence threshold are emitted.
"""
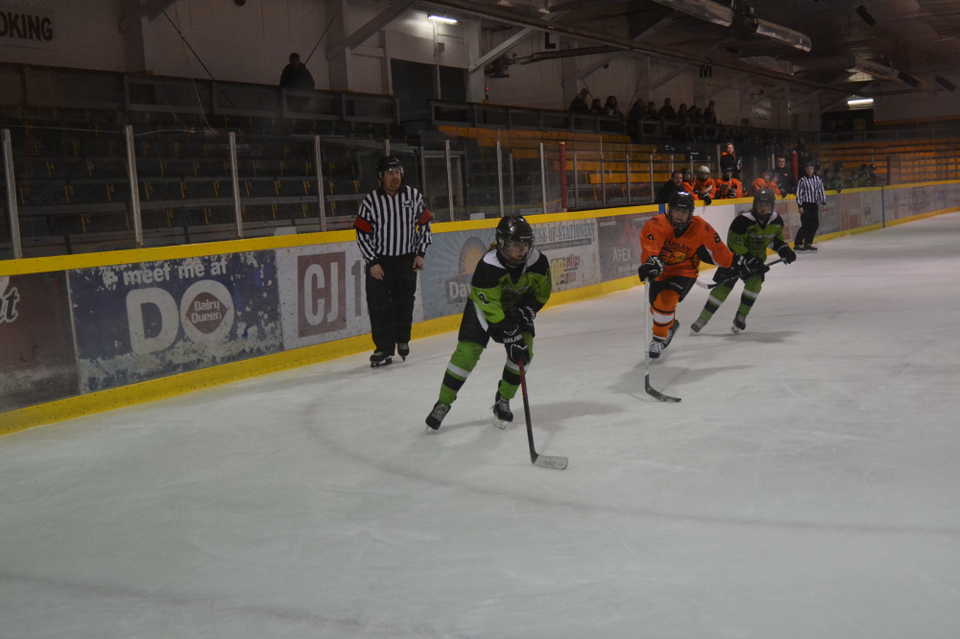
[376,155,404,179]
[753,188,776,221]
[496,215,535,268]
[697,165,711,179]
[667,191,695,233]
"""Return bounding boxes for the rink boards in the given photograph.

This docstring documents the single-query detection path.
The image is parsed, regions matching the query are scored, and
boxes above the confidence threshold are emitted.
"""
[2,180,959,433]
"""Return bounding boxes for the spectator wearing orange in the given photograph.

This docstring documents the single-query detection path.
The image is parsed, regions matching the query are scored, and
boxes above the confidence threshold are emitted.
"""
[749,170,780,197]
[715,169,743,199]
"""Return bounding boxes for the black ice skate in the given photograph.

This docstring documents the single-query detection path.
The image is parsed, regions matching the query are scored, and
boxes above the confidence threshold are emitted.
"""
[397,343,410,361]
[690,316,708,334]
[805,244,818,252]
[491,392,513,429]
[648,338,665,359]
[370,350,393,368]
[425,401,450,430]
[731,312,747,335]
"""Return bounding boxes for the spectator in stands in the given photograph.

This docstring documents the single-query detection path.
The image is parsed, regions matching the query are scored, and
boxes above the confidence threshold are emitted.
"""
[279,53,315,110]
[655,170,685,204]
[715,168,743,199]
[676,103,689,122]
[720,142,742,180]
[793,136,814,169]
[603,96,621,117]
[866,164,878,186]
[569,88,591,113]
[679,125,698,143]
[703,100,718,124]
[846,169,862,188]
[645,101,659,119]
[749,170,780,197]
[590,98,604,114]
[658,98,676,119]
[772,155,794,195]
[354,156,433,368]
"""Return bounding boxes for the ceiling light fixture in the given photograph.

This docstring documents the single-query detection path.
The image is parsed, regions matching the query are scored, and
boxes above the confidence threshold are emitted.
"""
[428,15,458,24]
[847,98,874,107]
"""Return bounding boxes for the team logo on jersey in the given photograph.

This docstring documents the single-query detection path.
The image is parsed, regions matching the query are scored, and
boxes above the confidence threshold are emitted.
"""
[660,247,688,265]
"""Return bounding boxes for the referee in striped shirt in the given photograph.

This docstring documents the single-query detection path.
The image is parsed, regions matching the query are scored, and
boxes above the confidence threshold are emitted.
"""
[354,155,433,367]
[794,161,827,252]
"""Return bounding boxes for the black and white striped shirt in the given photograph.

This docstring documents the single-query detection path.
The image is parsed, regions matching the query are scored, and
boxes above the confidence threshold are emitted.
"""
[353,185,433,265]
[796,175,826,206]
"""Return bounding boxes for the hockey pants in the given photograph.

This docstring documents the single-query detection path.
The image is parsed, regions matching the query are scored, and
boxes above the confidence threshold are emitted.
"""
[438,301,535,407]
[699,268,764,322]
[647,276,695,341]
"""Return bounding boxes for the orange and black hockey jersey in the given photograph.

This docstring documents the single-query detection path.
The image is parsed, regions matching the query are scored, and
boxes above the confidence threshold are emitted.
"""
[640,213,736,279]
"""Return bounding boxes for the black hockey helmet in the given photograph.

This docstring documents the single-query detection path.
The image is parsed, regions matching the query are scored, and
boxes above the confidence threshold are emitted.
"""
[753,188,776,221]
[667,191,695,233]
[376,155,404,179]
[496,215,535,268]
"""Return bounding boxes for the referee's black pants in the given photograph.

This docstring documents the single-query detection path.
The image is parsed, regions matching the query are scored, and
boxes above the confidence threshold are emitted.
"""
[366,254,418,354]
[795,202,820,248]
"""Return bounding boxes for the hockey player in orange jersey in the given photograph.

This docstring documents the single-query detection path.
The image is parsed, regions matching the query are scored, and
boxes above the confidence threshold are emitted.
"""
[637,192,761,359]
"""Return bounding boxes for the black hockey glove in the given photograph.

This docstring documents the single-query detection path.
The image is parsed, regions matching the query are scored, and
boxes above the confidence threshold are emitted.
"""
[733,254,765,279]
[507,305,536,327]
[777,244,797,264]
[503,333,529,365]
[637,256,664,281]
[489,319,519,344]
[702,195,712,206]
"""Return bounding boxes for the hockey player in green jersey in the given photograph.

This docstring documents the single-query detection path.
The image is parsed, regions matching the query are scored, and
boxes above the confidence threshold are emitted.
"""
[426,216,552,430]
[691,189,796,335]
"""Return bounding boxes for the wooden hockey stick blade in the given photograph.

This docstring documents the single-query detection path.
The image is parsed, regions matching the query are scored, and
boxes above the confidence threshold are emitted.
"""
[645,373,681,403]
[533,453,569,470]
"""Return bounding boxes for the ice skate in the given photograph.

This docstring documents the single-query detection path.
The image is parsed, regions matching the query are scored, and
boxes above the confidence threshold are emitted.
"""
[648,338,665,359]
[662,320,680,348]
[731,312,747,334]
[805,244,818,252]
[370,350,393,368]
[397,343,410,361]
[425,401,450,430]
[491,392,513,429]
[690,316,708,334]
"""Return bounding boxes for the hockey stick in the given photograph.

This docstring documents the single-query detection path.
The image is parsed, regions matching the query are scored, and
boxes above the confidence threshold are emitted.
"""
[517,358,568,470]
[694,258,784,290]
[644,278,681,403]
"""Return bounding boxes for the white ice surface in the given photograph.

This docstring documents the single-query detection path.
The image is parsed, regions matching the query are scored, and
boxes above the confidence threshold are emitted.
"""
[3,214,960,639]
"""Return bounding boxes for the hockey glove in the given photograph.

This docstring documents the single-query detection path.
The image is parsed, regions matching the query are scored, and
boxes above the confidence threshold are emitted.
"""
[777,244,797,264]
[503,333,529,365]
[733,254,765,279]
[702,195,712,206]
[637,256,664,281]
[489,319,519,344]
[507,305,536,327]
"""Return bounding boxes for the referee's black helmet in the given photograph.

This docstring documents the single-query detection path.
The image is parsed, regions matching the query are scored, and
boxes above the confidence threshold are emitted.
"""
[376,155,404,178]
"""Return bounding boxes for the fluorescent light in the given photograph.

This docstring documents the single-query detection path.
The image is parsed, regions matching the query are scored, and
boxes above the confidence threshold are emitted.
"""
[847,98,874,106]
[428,15,457,24]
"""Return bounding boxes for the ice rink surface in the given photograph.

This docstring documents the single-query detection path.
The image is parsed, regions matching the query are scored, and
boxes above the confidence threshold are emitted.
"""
[3,213,960,639]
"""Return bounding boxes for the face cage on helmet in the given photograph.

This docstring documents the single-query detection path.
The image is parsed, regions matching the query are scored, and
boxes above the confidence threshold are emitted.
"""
[667,206,693,231]
[754,202,773,218]
[498,237,533,266]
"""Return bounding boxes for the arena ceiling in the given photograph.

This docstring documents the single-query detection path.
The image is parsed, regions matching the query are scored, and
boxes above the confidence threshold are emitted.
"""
[418,0,960,103]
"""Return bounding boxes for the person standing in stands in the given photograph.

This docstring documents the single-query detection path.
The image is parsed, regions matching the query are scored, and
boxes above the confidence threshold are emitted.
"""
[569,88,591,113]
[794,161,827,253]
[354,156,433,367]
[279,53,314,110]
[658,98,676,119]
[720,142,742,181]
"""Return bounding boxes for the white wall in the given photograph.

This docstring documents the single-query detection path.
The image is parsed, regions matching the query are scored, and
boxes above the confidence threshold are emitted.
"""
[0,0,126,71]
[141,0,328,88]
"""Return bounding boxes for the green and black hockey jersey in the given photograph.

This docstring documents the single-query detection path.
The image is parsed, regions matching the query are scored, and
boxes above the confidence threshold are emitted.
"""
[469,248,552,329]
[726,211,789,261]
